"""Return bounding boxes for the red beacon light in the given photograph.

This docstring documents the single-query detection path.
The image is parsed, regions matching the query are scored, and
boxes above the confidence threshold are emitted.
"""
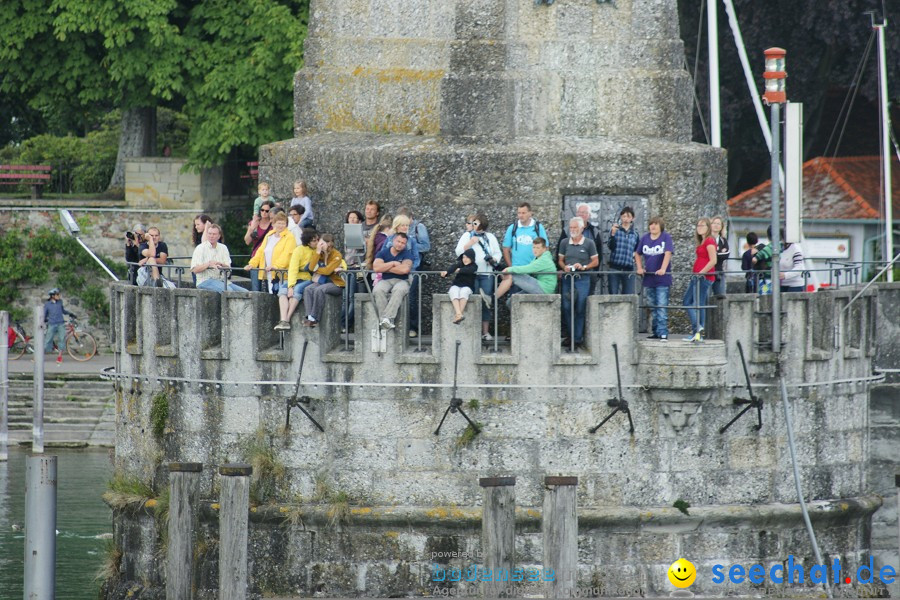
[762,47,787,104]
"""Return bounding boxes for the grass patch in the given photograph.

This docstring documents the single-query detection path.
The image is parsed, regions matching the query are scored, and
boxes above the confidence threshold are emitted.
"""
[94,539,122,582]
[244,427,287,505]
[455,422,483,449]
[310,473,363,527]
[103,472,154,509]
[150,391,169,440]
[673,499,691,516]
[467,399,480,410]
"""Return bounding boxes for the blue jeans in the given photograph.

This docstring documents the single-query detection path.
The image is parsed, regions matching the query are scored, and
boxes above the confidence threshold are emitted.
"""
[44,323,65,353]
[561,274,590,343]
[712,273,726,296]
[250,269,262,292]
[608,270,635,295]
[198,279,244,293]
[407,273,422,332]
[475,274,495,323]
[340,275,358,327]
[644,286,670,337]
[683,277,712,334]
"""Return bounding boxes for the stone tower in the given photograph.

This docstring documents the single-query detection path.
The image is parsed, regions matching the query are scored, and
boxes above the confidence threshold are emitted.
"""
[261,0,726,273]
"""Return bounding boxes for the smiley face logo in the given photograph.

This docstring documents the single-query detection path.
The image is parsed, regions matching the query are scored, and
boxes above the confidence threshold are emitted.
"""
[667,558,696,588]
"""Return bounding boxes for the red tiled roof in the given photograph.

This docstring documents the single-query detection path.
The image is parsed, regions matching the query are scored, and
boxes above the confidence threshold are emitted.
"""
[727,156,900,220]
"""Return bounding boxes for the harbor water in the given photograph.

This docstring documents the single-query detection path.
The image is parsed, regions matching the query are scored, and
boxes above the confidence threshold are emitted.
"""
[0,447,114,599]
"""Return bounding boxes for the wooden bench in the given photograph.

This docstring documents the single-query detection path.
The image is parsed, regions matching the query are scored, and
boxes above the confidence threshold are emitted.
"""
[0,164,52,199]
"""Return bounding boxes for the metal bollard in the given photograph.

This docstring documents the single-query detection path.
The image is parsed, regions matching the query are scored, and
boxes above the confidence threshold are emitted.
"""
[32,305,45,454]
[24,454,57,600]
[569,273,576,353]
[492,272,500,353]
[219,464,252,600]
[479,477,516,599]
[543,476,578,599]
[167,462,203,600]
[1,310,8,462]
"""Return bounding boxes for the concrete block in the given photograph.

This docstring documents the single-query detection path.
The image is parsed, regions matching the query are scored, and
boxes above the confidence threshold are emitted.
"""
[221,397,260,434]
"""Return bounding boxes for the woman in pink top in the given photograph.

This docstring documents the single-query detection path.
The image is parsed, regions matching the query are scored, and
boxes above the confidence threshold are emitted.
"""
[682,218,717,342]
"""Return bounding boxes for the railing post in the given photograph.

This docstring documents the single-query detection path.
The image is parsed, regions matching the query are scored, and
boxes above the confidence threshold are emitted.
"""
[543,476,578,598]
[32,305,45,454]
[569,273,575,352]
[0,310,8,462]
[479,477,516,598]
[167,462,203,600]
[493,273,499,353]
[219,464,252,600]
[24,454,57,600]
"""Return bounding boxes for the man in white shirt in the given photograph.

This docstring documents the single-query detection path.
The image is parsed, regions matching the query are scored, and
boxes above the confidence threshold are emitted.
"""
[191,224,244,292]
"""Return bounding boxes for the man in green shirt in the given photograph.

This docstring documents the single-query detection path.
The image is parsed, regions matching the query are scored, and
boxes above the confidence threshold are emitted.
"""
[495,237,558,303]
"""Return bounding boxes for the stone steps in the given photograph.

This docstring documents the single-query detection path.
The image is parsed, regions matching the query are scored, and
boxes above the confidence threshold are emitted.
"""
[4,376,115,447]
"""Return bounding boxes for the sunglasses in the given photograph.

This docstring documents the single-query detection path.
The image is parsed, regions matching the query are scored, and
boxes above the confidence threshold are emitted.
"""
[466,221,475,225]
[260,209,270,213]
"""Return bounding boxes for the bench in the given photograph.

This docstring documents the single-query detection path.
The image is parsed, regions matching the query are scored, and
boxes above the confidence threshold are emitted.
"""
[0,164,52,199]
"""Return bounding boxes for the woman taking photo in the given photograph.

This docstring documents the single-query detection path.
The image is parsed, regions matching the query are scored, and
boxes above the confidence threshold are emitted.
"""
[683,218,717,342]
[454,213,502,341]
[710,215,730,297]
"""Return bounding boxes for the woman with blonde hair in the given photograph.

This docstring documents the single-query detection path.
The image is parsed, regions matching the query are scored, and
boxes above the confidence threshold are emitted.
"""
[710,215,730,297]
[244,212,297,329]
[682,217,717,342]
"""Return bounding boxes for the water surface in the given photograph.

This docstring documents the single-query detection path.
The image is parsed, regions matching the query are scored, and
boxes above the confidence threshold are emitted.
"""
[0,447,114,599]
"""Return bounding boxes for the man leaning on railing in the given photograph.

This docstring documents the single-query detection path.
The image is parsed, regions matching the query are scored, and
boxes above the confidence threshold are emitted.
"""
[191,224,243,293]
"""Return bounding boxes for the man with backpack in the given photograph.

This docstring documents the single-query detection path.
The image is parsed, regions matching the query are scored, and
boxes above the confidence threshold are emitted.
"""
[502,203,549,268]
[398,207,431,338]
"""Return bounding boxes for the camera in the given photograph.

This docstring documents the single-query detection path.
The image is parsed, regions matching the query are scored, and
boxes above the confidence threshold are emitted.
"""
[126,231,135,240]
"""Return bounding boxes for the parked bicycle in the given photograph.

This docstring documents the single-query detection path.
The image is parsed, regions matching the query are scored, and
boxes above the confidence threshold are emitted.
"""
[8,318,97,362]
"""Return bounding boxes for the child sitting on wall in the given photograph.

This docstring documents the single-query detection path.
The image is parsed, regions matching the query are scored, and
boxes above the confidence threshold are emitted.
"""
[441,249,478,324]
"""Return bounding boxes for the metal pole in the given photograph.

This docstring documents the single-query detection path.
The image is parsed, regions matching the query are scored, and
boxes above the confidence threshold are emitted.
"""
[167,462,202,600]
[569,274,575,352]
[74,237,120,281]
[33,306,45,454]
[875,20,894,282]
[493,273,499,353]
[0,310,8,462]
[24,454,57,600]
[770,102,782,353]
[416,273,423,352]
[219,464,251,600]
[708,0,721,147]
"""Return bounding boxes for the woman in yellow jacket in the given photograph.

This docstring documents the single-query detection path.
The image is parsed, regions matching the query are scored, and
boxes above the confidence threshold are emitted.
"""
[280,228,321,330]
[300,234,347,327]
[244,212,296,327]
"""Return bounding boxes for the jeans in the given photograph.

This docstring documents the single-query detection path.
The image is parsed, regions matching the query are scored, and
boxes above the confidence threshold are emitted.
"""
[561,274,590,343]
[198,279,244,293]
[407,273,421,332]
[712,273,726,296]
[340,275,358,327]
[511,274,545,295]
[250,269,262,292]
[475,274,495,323]
[608,270,635,295]
[44,323,65,353]
[683,276,712,334]
[644,286,670,337]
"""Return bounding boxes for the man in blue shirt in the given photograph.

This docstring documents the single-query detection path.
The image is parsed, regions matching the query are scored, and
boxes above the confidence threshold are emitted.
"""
[43,288,75,362]
[502,203,549,268]
[373,233,415,330]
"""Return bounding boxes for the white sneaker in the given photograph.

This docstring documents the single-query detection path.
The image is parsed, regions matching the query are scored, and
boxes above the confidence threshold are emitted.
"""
[482,333,494,341]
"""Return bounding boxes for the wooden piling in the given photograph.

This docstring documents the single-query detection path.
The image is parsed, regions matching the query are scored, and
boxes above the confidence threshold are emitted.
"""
[543,476,578,598]
[219,463,252,600]
[479,477,516,598]
[166,462,203,600]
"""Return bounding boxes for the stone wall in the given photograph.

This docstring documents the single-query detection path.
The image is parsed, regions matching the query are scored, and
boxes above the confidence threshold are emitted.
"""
[106,282,889,597]
[124,158,223,210]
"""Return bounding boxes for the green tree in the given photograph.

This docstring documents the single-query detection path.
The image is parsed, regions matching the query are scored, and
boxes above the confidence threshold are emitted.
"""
[0,0,307,186]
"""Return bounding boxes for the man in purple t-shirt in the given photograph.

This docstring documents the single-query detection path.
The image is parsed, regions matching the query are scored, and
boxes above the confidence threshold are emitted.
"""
[635,217,674,340]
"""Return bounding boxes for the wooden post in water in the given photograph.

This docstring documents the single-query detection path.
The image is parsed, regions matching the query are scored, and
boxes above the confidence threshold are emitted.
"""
[479,477,516,598]
[543,476,578,598]
[167,462,203,600]
[0,310,9,462]
[32,305,45,454]
[24,454,57,600]
[219,464,252,600]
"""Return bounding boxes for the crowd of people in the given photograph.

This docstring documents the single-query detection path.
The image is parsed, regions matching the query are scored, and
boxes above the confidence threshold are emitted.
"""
[124,181,807,346]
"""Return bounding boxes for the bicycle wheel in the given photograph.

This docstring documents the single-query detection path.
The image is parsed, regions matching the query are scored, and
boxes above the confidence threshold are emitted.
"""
[66,331,97,361]
[10,332,28,360]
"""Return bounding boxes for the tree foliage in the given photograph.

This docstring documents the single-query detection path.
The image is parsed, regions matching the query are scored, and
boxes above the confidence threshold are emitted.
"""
[0,0,307,167]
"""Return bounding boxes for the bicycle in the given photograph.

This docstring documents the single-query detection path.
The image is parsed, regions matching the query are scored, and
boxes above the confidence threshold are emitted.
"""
[8,318,97,362]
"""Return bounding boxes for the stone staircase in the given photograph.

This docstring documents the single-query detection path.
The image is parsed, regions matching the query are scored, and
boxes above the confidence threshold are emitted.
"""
[5,374,115,447]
